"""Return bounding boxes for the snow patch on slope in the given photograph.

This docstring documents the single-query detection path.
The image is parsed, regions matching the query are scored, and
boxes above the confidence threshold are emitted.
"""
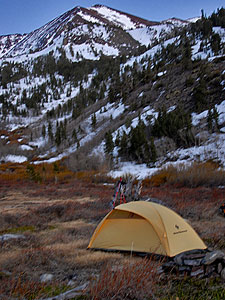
[124,37,177,68]
[90,6,139,30]
[1,155,27,163]
[128,24,177,46]
[77,11,104,25]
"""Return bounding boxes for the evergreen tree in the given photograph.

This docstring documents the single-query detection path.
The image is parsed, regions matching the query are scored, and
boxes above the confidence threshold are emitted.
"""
[128,118,148,162]
[61,120,67,140]
[210,33,221,55]
[72,129,78,142]
[77,140,80,149]
[118,130,128,158]
[151,107,194,148]
[104,131,114,156]
[42,124,46,138]
[91,113,97,129]
[192,78,207,112]
[72,107,81,119]
[108,85,116,103]
[115,131,121,147]
[212,106,219,131]
[150,136,157,163]
[1,63,13,88]
[48,121,53,141]
[55,124,61,146]
[182,38,192,70]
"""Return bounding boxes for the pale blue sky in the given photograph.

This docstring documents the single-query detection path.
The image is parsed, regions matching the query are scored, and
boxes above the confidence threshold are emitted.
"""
[0,0,224,35]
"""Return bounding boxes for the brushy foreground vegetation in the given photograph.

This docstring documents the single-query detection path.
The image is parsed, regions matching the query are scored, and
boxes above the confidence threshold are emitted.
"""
[0,161,224,299]
[149,161,225,187]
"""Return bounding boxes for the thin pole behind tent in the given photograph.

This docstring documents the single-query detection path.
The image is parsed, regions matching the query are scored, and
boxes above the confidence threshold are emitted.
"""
[110,177,126,208]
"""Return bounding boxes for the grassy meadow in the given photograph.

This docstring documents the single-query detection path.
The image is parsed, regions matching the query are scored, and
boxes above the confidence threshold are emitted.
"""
[0,161,224,299]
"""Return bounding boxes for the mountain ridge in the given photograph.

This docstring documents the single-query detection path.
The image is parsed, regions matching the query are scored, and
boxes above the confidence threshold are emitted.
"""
[0,4,194,59]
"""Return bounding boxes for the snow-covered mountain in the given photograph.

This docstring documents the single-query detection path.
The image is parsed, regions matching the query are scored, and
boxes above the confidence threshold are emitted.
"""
[0,4,224,178]
[1,4,192,60]
[1,5,157,59]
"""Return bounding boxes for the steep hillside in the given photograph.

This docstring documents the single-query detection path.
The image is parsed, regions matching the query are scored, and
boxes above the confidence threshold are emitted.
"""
[0,34,25,57]
[0,5,225,176]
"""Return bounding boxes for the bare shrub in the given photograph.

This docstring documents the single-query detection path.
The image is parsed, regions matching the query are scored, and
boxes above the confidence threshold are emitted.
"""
[89,257,161,300]
[66,152,111,173]
[150,162,225,187]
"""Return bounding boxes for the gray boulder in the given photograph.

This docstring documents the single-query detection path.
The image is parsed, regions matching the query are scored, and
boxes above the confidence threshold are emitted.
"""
[202,250,225,265]
[221,268,225,280]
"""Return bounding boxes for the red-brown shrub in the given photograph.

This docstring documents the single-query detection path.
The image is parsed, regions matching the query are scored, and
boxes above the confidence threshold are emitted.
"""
[89,257,161,300]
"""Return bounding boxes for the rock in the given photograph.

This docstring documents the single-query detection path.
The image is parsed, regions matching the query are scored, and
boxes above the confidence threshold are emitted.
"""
[174,253,184,266]
[162,261,178,273]
[183,259,203,266]
[178,266,192,273]
[202,250,225,265]
[0,234,25,242]
[204,265,216,276]
[40,274,54,282]
[190,267,204,277]
[163,249,225,279]
[217,262,223,274]
[67,280,76,286]
[221,268,225,280]
[156,266,164,274]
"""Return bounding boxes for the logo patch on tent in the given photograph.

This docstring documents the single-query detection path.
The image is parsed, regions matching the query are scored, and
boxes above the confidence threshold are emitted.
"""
[173,224,187,234]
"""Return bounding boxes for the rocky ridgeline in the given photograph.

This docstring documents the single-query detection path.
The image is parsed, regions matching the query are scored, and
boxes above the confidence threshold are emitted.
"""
[162,249,225,280]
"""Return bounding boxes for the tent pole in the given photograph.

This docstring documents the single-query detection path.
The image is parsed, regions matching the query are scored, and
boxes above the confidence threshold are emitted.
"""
[130,241,134,258]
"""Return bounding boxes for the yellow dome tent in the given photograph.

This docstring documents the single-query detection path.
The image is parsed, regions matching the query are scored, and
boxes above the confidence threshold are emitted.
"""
[88,201,207,257]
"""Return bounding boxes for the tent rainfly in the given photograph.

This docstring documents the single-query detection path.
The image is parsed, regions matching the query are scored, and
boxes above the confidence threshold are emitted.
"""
[88,201,207,257]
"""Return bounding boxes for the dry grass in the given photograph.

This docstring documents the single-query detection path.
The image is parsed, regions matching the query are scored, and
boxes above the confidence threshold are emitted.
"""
[0,173,224,299]
[89,257,162,300]
[0,180,123,298]
[0,161,75,183]
[149,162,225,187]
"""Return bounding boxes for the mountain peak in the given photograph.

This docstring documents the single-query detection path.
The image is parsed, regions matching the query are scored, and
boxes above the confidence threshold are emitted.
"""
[1,3,162,58]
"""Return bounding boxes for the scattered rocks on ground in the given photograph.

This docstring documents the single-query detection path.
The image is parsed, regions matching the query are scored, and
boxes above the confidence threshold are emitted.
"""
[0,233,25,242]
[40,274,54,283]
